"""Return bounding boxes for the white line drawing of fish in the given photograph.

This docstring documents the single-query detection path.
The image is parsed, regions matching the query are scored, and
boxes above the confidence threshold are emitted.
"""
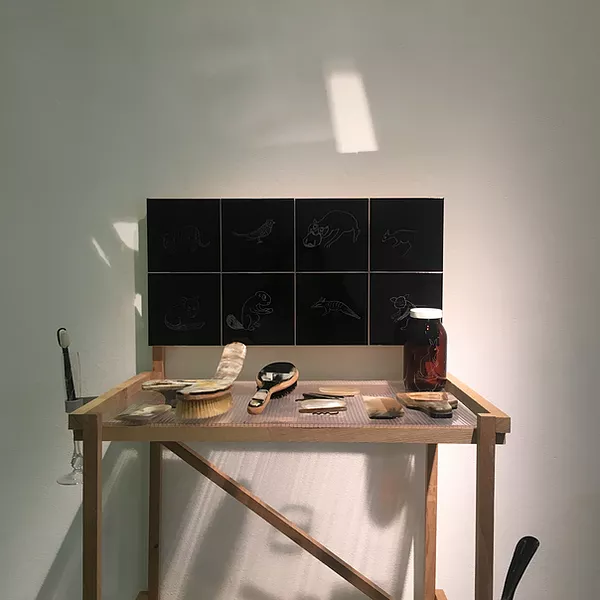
[302,210,360,249]
[232,219,275,243]
[226,291,274,332]
[311,297,361,319]
[390,294,415,329]
[164,296,206,331]
[382,229,416,257]
[162,226,210,254]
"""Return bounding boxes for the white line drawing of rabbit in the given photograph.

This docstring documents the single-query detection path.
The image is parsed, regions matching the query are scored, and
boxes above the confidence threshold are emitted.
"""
[382,229,415,257]
[226,291,274,331]
[390,294,415,329]
[164,296,205,331]
[303,211,360,249]
[311,297,361,319]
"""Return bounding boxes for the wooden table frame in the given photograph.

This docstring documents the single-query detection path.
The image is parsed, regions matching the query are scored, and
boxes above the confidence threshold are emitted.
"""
[69,347,510,600]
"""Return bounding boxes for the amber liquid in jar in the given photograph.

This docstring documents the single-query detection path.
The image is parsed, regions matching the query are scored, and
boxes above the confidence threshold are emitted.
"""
[403,308,447,392]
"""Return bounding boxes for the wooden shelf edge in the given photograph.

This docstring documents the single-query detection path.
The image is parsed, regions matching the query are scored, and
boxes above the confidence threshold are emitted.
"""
[435,589,448,600]
[446,373,511,433]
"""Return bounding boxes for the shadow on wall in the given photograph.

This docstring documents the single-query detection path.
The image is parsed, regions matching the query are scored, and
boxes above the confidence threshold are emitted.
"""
[158,443,420,599]
[35,443,147,600]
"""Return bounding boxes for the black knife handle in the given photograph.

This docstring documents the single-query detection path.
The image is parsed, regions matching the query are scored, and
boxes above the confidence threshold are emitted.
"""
[501,536,540,600]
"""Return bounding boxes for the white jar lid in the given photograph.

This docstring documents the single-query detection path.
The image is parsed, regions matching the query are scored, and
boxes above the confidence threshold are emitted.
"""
[410,308,443,320]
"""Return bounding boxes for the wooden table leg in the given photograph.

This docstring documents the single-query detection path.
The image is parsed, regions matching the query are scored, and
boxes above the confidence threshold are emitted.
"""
[425,444,438,600]
[148,443,162,600]
[82,414,102,600]
[476,414,496,600]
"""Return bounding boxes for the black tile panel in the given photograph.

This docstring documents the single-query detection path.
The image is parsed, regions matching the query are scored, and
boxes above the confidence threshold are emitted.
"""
[296,199,368,272]
[370,273,443,345]
[148,274,221,346]
[222,273,294,345]
[147,199,220,272]
[296,273,368,345]
[222,199,294,272]
[146,198,444,346]
[370,198,443,272]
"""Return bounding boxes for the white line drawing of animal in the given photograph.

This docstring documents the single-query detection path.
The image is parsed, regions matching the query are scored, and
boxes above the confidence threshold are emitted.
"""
[311,297,361,319]
[164,296,205,331]
[226,291,274,331]
[163,226,210,254]
[232,219,275,243]
[382,229,416,256]
[390,294,415,329]
[303,210,360,249]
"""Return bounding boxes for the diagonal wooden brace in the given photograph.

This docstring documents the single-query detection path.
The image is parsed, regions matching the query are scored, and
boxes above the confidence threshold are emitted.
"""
[163,442,391,600]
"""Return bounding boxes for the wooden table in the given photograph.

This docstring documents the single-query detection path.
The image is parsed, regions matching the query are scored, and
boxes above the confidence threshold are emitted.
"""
[69,348,510,600]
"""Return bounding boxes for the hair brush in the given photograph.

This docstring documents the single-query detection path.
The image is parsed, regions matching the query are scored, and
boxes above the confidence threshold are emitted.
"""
[248,361,299,415]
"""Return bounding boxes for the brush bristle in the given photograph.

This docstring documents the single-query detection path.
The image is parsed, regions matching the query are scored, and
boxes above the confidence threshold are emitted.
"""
[270,381,297,399]
[175,394,232,420]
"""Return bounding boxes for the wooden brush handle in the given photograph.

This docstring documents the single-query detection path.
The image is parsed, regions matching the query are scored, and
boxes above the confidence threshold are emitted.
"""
[247,388,272,415]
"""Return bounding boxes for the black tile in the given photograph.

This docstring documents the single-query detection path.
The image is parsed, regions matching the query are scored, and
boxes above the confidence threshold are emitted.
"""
[222,199,294,272]
[147,199,220,272]
[296,273,367,345]
[148,274,221,345]
[223,274,294,345]
[296,199,368,272]
[370,198,443,272]
[370,273,443,345]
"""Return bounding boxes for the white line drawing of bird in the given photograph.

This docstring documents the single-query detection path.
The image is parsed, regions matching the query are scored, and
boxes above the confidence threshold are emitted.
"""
[232,219,275,243]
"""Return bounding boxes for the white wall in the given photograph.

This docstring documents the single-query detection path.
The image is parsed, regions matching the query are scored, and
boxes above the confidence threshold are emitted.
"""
[1,1,599,599]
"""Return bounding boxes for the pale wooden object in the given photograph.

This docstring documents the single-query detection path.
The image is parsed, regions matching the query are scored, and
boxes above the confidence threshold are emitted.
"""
[425,444,438,600]
[69,371,155,427]
[435,590,448,600]
[152,346,165,378]
[148,443,162,600]
[476,414,496,600]
[82,414,102,600]
[446,374,510,433]
[100,423,477,444]
[164,442,391,600]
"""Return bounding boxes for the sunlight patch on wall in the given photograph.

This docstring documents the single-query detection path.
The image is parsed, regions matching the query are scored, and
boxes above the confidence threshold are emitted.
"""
[113,221,139,251]
[91,237,111,267]
[134,293,143,317]
[325,67,378,154]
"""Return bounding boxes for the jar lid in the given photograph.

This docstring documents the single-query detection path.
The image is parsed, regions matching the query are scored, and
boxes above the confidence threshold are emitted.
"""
[410,308,443,320]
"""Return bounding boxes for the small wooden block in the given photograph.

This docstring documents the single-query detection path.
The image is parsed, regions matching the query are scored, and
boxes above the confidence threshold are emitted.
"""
[396,392,458,419]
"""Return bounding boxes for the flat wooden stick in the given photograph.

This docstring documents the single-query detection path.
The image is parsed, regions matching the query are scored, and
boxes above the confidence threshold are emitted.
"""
[424,445,438,600]
[163,442,391,600]
[435,590,448,600]
[82,414,102,600]
[476,414,496,600]
[148,443,162,600]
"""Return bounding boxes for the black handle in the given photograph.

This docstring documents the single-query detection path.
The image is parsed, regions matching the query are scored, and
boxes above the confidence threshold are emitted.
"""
[500,536,540,600]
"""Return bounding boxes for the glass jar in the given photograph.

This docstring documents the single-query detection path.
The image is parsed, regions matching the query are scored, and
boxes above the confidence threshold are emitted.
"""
[403,308,447,392]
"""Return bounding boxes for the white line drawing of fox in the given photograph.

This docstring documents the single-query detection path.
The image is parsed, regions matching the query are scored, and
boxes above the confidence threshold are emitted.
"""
[233,219,275,243]
[303,211,360,249]
[162,226,210,254]
[311,297,361,319]
[382,229,415,257]
[164,296,206,331]
[390,294,415,329]
[226,291,274,332]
